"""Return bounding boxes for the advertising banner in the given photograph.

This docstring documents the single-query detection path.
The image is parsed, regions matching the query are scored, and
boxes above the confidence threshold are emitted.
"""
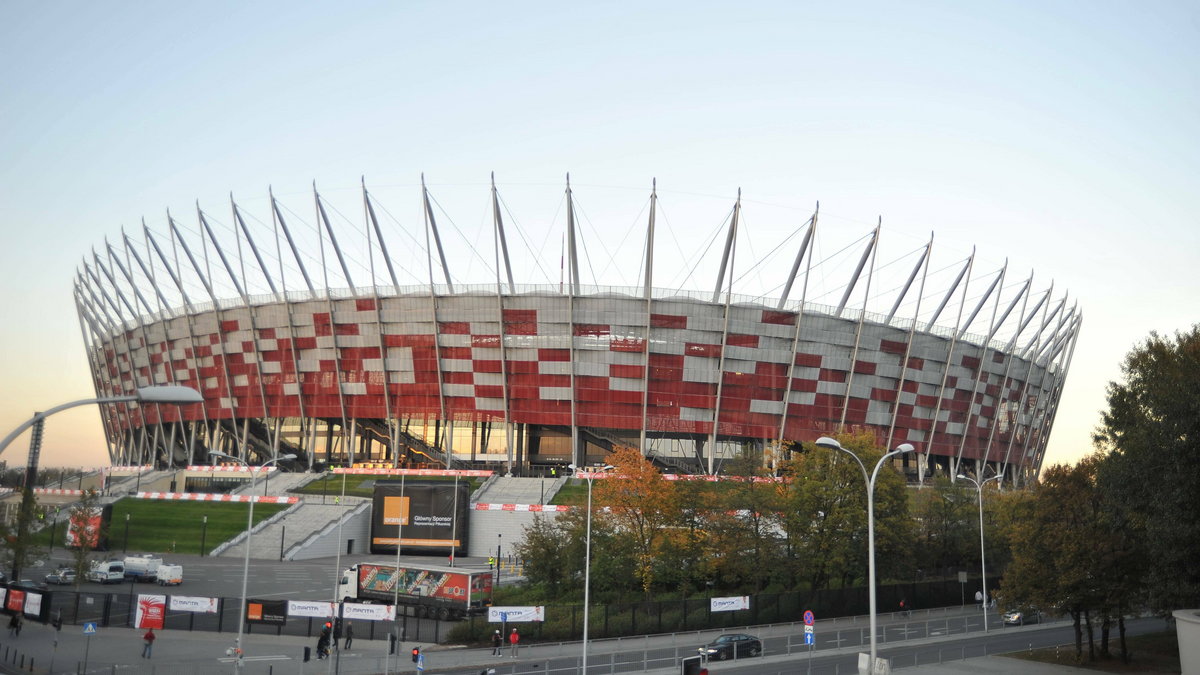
[341,603,395,622]
[65,505,111,550]
[5,590,24,613]
[246,599,288,625]
[136,594,166,629]
[169,596,219,614]
[23,592,42,618]
[488,606,545,622]
[710,596,750,612]
[288,600,335,618]
[370,480,469,554]
[356,564,491,605]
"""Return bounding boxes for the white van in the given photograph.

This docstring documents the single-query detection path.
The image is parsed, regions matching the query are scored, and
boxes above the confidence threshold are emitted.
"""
[156,564,183,586]
[88,560,125,584]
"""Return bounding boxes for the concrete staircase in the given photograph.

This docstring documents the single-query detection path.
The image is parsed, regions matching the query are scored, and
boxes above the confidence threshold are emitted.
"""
[472,475,567,505]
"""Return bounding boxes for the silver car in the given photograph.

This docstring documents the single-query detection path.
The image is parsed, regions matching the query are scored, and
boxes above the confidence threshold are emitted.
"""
[44,568,77,585]
[1002,607,1042,626]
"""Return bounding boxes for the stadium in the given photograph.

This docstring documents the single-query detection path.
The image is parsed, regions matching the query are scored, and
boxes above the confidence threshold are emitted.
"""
[73,178,1079,486]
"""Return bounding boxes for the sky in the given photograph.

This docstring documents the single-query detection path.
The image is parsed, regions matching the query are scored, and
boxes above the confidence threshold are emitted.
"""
[1,1,1197,471]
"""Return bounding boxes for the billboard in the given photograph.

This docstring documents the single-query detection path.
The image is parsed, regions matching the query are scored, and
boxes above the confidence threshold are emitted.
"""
[370,480,469,554]
[65,504,112,550]
[356,563,491,607]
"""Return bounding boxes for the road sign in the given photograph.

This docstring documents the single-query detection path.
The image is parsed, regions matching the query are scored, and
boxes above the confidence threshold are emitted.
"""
[803,610,814,626]
[417,653,425,671]
[804,632,814,645]
[83,622,98,635]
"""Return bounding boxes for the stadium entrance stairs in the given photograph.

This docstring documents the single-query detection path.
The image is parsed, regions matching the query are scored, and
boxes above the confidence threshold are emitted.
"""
[217,472,372,560]
[473,475,568,506]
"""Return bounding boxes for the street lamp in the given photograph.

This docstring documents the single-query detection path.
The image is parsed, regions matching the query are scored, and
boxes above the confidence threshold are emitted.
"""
[814,436,914,670]
[0,385,201,580]
[0,385,203,459]
[209,449,296,674]
[568,462,614,675]
[957,472,1003,633]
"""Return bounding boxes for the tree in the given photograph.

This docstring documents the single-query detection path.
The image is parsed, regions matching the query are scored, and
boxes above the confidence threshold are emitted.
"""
[777,431,913,590]
[1094,325,1200,613]
[66,489,106,585]
[593,446,680,597]
[513,514,574,596]
[0,487,46,580]
[707,449,784,592]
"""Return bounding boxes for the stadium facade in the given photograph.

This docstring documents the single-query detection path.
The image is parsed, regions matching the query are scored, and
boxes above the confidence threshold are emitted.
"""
[74,179,1080,485]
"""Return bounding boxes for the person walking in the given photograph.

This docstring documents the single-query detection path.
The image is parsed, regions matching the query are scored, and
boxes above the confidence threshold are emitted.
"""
[491,629,503,656]
[343,621,354,649]
[509,627,520,657]
[8,613,20,637]
[974,590,983,609]
[317,623,332,659]
[142,628,156,658]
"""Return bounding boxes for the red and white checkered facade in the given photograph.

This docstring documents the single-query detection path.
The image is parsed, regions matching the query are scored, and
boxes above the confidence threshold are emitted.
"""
[86,290,1062,471]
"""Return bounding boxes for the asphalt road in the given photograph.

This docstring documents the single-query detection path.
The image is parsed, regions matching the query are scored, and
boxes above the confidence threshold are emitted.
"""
[3,599,1173,675]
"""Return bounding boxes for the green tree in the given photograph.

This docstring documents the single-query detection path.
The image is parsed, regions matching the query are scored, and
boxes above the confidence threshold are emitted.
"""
[66,488,107,586]
[0,487,46,580]
[513,514,574,596]
[1094,325,1200,613]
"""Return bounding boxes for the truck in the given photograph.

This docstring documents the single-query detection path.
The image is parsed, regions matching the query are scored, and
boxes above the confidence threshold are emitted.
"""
[337,562,493,620]
[124,554,163,582]
[88,559,125,584]
[155,564,184,586]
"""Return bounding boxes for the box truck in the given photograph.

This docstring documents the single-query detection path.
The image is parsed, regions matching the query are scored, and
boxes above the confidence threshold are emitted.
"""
[124,554,163,582]
[337,562,492,620]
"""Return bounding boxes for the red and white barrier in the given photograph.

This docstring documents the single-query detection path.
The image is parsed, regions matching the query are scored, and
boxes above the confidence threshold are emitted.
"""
[185,465,276,473]
[135,492,300,504]
[334,467,493,477]
[471,503,570,512]
[32,488,84,496]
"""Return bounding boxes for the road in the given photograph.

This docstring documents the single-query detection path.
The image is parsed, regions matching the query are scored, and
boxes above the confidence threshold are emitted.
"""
[0,598,1174,675]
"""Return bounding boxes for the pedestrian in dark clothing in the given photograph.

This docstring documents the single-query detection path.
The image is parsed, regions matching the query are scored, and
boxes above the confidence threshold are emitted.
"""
[317,623,332,659]
[491,629,503,656]
[8,614,19,637]
[142,628,156,658]
[343,622,354,649]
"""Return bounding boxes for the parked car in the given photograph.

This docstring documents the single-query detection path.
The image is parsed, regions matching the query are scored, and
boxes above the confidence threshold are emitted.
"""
[1002,607,1042,626]
[698,633,762,660]
[44,568,77,585]
[11,579,49,592]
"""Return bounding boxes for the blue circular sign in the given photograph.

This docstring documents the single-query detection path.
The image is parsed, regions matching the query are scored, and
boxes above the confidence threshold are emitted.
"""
[803,610,814,625]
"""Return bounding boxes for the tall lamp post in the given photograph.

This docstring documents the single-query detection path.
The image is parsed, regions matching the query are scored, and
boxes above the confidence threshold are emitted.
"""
[0,385,202,580]
[209,449,296,674]
[568,463,614,675]
[814,437,915,669]
[0,385,203,459]
[957,472,1002,633]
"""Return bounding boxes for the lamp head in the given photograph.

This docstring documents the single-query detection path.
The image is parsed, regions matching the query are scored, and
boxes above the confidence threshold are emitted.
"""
[135,385,203,405]
[814,436,843,450]
[894,443,915,454]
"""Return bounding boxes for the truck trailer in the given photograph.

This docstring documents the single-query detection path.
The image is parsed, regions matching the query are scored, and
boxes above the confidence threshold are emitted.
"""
[337,562,492,620]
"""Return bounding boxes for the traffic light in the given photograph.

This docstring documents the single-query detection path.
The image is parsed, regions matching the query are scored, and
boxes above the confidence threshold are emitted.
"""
[412,647,420,663]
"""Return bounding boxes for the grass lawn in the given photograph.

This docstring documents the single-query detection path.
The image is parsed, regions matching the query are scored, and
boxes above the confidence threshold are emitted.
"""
[1006,630,1179,673]
[35,499,291,556]
[290,473,483,499]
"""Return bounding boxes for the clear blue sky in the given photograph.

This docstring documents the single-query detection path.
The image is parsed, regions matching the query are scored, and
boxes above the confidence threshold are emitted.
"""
[2,1,1197,469]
